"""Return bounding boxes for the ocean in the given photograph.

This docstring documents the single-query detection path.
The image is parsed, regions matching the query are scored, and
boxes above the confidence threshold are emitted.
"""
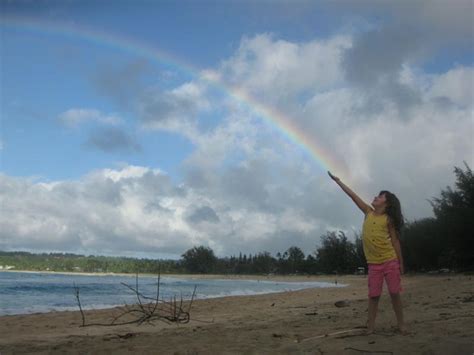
[0,271,343,316]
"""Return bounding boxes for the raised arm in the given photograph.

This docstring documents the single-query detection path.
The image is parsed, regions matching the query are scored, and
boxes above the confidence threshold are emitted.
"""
[328,171,372,214]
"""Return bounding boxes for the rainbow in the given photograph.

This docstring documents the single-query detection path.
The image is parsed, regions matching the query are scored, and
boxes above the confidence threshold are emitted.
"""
[1,16,348,178]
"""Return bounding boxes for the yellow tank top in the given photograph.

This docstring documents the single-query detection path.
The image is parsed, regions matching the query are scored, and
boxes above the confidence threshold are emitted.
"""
[362,212,397,264]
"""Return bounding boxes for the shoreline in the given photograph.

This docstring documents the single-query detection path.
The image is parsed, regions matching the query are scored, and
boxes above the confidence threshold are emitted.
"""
[0,274,472,354]
[0,268,345,283]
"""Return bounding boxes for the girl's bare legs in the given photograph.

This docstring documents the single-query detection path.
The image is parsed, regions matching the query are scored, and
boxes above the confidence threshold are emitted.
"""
[390,293,407,334]
[367,296,380,334]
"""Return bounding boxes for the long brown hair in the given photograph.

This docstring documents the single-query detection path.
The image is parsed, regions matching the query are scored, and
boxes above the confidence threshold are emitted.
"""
[379,190,404,232]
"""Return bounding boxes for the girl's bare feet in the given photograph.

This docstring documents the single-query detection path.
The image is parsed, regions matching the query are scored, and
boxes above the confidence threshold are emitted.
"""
[364,320,374,335]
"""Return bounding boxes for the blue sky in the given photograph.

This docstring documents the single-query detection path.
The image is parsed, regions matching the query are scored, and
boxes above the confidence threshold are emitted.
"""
[1,0,473,259]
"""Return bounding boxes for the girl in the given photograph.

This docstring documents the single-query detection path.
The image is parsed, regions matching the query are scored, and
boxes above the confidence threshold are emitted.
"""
[328,171,407,334]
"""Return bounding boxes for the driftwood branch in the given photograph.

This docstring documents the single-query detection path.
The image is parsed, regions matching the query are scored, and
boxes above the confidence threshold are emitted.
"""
[296,328,366,343]
[344,347,393,354]
[74,271,197,327]
[73,282,86,327]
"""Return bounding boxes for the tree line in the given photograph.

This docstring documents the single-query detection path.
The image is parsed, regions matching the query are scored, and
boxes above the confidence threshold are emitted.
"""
[0,251,179,274]
[1,164,472,275]
[402,163,473,271]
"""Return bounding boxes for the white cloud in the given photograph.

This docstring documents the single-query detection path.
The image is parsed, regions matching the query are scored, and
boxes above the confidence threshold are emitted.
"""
[0,167,189,256]
[0,163,332,257]
[136,81,210,140]
[218,33,350,102]
[98,165,162,182]
[184,111,260,172]
[58,108,122,127]
[427,66,474,108]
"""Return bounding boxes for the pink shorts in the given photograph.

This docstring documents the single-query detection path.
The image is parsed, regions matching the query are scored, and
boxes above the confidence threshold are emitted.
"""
[367,259,402,298]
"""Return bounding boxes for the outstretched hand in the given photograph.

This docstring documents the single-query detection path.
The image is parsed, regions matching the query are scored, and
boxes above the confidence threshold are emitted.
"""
[327,171,340,182]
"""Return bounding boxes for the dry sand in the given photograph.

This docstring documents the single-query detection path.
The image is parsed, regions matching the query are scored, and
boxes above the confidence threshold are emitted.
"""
[0,274,473,354]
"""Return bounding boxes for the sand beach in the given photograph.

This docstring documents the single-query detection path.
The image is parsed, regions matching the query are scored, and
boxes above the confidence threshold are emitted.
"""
[0,274,473,354]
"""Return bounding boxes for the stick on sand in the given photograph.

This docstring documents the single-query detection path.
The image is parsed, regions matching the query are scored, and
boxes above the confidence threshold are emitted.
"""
[296,328,366,343]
